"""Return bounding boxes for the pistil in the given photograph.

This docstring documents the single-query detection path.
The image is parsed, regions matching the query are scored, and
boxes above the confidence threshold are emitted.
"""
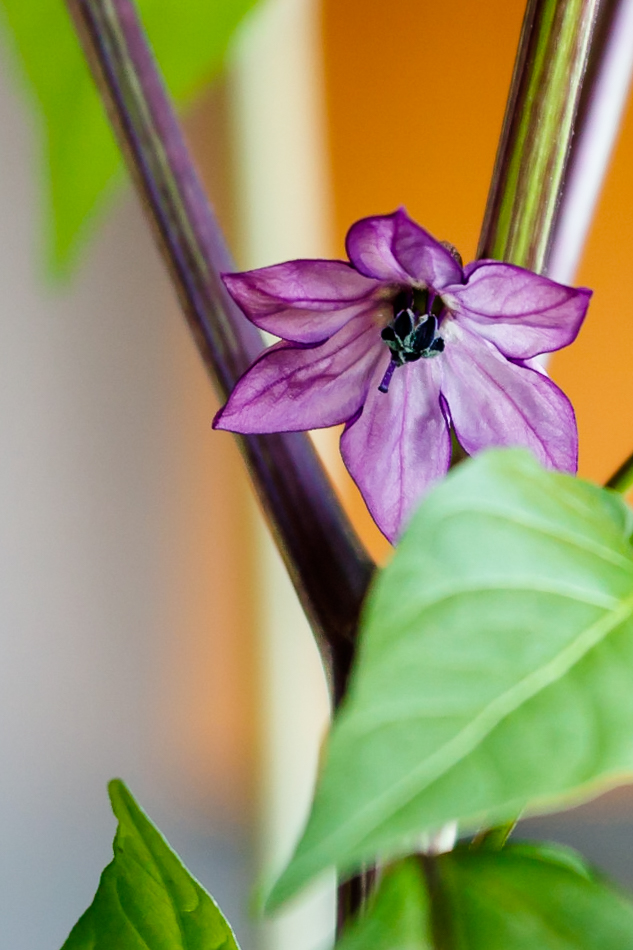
[378,359,398,394]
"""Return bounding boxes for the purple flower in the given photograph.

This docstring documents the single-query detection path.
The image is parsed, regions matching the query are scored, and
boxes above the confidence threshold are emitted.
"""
[214,209,591,542]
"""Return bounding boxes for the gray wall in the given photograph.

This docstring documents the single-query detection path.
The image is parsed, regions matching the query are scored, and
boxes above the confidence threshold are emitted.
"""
[0,48,251,950]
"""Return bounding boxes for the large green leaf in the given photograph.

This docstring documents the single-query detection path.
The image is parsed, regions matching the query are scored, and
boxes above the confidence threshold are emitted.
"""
[339,844,633,950]
[0,0,258,273]
[61,779,241,949]
[268,449,633,907]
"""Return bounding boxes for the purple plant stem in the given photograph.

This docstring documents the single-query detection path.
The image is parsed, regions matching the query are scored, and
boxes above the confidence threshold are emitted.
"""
[65,0,374,706]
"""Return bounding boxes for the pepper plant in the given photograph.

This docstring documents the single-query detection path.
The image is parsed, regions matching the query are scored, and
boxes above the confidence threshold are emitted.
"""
[6,0,633,946]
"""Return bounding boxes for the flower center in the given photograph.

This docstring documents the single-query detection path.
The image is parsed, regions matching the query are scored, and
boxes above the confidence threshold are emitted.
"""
[378,288,445,393]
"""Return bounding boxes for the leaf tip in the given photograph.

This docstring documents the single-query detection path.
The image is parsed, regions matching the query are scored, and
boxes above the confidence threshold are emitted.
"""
[107,777,132,818]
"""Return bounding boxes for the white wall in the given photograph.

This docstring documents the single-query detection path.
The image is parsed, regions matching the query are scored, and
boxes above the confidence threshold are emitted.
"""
[230,2,337,949]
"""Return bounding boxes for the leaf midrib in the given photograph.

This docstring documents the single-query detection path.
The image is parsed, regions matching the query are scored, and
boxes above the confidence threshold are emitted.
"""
[301,594,633,872]
[411,502,633,573]
[377,505,633,635]
[121,809,191,950]
[365,578,620,669]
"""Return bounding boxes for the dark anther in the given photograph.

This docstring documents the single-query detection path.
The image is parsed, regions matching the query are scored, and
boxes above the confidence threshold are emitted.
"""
[378,291,445,393]
[394,308,414,341]
[411,315,437,352]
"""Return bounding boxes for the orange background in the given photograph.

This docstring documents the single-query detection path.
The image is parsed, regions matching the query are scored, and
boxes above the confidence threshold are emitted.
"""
[321,0,633,558]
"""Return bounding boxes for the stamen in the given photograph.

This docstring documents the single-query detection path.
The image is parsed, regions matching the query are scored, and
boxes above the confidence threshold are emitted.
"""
[411,315,436,352]
[394,308,414,341]
[378,359,398,394]
[379,292,446,390]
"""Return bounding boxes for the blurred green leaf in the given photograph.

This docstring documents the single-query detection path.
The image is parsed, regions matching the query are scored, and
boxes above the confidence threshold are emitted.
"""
[268,449,633,907]
[340,844,633,950]
[61,779,241,950]
[0,0,258,274]
[336,859,433,950]
[441,841,633,948]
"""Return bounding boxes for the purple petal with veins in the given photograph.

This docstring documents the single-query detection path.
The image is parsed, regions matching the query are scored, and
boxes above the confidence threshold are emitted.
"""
[214,313,383,434]
[441,322,577,472]
[216,209,590,540]
[447,261,591,359]
[346,208,463,288]
[341,357,451,542]
[222,261,382,344]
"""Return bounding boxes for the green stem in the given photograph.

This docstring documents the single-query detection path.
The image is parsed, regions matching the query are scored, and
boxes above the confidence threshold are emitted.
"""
[606,452,633,494]
[478,0,602,272]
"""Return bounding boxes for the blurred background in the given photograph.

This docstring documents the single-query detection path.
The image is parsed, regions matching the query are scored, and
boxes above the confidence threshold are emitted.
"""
[0,0,633,947]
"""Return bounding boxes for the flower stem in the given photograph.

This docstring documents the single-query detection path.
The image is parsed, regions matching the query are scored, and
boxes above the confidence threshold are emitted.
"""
[65,0,374,703]
[337,865,378,935]
[478,0,603,272]
[419,855,455,950]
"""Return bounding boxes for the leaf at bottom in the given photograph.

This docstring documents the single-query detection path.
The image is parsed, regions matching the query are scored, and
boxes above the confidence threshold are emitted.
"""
[337,843,633,950]
[441,841,633,948]
[336,859,432,950]
[61,779,240,950]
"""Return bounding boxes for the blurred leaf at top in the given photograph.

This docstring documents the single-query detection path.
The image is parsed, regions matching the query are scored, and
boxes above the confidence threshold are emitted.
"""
[0,0,259,275]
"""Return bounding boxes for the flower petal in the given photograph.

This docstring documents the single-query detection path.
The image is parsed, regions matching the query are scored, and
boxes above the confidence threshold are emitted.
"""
[441,321,577,472]
[346,209,463,289]
[222,260,383,343]
[446,261,591,359]
[214,315,383,433]
[340,357,451,542]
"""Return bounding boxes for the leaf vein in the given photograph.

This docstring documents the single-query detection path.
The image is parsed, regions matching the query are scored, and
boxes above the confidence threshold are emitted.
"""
[313,596,633,865]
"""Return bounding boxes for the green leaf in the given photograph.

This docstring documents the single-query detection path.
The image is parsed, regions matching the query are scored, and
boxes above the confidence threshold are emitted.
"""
[336,859,433,950]
[440,841,633,948]
[342,843,633,950]
[60,779,241,950]
[0,0,258,274]
[268,449,633,908]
